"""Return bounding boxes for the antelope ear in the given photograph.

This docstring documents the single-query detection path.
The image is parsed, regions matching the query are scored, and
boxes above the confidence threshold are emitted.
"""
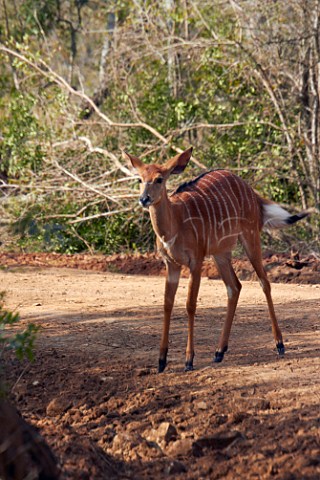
[123,151,144,171]
[166,147,193,175]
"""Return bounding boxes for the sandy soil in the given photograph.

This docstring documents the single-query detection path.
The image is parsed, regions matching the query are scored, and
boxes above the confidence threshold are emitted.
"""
[2,263,320,479]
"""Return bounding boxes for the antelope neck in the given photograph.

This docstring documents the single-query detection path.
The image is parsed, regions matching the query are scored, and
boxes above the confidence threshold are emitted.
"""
[149,191,178,245]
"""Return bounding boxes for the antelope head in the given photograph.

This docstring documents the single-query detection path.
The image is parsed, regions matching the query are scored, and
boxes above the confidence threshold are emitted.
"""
[125,147,193,208]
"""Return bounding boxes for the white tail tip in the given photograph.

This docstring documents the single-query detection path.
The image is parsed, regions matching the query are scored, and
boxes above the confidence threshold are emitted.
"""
[263,204,308,229]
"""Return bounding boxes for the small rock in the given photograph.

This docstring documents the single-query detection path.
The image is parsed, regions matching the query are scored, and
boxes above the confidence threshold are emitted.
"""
[166,438,193,456]
[110,431,163,461]
[126,420,150,433]
[268,463,279,476]
[158,422,178,443]
[139,440,163,460]
[111,432,141,461]
[195,400,207,410]
[166,460,187,475]
[230,412,248,424]
[238,397,271,411]
[33,302,42,306]
[252,453,266,461]
[150,413,166,426]
[192,431,245,457]
[112,432,138,452]
[106,411,120,419]
[136,368,151,377]
[147,422,178,445]
[215,414,228,425]
[293,454,320,468]
[46,396,72,417]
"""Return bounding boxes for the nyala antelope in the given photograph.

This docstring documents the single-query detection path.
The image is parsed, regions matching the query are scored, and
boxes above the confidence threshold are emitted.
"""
[125,147,308,372]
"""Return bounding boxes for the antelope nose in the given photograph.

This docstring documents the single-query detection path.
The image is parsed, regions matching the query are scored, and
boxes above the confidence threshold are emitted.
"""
[139,194,151,207]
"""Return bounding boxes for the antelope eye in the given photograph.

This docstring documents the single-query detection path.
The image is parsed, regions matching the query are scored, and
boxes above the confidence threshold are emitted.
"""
[156,177,163,184]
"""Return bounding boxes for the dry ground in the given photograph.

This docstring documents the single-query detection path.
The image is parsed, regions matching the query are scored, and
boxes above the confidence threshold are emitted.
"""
[1,260,320,479]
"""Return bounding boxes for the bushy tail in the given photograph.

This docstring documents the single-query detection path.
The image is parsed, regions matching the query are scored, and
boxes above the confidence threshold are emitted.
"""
[259,200,309,229]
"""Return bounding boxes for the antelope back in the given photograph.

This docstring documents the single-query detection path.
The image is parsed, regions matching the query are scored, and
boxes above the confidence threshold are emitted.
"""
[170,169,260,254]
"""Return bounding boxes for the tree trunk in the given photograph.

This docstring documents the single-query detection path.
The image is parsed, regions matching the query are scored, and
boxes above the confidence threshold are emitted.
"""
[0,399,60,480]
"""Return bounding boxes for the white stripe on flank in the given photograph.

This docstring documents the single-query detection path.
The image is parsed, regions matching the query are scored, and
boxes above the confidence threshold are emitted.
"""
[214,171,239,229]
[232,174,252,219]
[193,186,214,253]
[242,180,256,224]
[243,183,253,217]
[184,191,206,243]
[217,231,241,247]
[201,177,225,236]
[232,176,245,216]
[202,176,230,235]
[249,186,258,219]
[198,177,218,239]
[214,182,232,231]
[179,197,199,243]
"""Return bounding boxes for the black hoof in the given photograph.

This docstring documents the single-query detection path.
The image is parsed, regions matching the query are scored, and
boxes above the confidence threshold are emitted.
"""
[213,345,228,363]
[184,362,194,372]
[158,359,167,373]
[277,341,285,356]
[184,351,195,372]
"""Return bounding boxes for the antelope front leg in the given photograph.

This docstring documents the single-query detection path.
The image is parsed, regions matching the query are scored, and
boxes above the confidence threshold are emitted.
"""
[185,263,202,371]
[159,262,181,373]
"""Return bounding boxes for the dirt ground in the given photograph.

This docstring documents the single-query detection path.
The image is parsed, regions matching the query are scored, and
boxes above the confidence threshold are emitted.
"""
[1,253,320,479]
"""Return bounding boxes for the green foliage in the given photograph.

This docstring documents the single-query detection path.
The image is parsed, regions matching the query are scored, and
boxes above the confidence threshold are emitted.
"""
[12,201,153,254]
[0,1,317,254]
[0,291,39,396]
[14,0,58,37]
[0,92,45,177]
[0,294,39,397]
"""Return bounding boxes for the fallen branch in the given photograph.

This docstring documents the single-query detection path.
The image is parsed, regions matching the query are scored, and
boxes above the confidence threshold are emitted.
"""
[54,160,121,204]
[69,206,134,224]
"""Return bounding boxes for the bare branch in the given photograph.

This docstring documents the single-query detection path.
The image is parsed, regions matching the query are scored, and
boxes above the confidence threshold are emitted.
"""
[69,207,135,224]
[0,44,205,170]
[53,159,121,204]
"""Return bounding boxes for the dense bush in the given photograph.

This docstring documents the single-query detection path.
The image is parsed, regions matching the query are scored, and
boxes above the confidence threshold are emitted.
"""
[0,1,318,254]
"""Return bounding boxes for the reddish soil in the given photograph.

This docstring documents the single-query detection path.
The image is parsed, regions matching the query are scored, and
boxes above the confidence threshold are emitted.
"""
[1,252,320,479]
[0,250,319,283]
